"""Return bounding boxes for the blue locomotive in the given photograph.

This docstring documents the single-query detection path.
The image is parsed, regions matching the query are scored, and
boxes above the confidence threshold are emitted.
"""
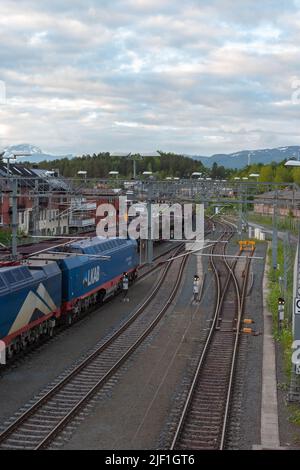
[0,237,139,360]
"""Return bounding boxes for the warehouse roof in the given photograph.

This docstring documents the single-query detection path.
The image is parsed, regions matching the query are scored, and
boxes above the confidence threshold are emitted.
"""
[0,161,70,191]
[0,162,37,190]
[0,161,36,178]
[31,168,70,191]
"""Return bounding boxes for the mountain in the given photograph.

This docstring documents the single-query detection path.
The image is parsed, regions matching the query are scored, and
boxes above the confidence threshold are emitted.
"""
[191,146,300,169]
[2,143,300,169]
[1,143,74,163]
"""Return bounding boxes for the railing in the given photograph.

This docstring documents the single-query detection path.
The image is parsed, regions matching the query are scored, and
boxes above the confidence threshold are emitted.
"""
[73,202,96,211]
[69,218,95,227]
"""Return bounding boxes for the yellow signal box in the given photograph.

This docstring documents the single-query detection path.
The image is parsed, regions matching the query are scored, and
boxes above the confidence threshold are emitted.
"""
[239,240,255,252]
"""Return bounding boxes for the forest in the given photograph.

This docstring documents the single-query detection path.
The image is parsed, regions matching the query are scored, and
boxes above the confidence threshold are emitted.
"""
[32,151,300,183]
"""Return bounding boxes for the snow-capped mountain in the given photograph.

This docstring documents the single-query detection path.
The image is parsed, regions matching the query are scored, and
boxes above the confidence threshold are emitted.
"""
[1,143,299,169]
[0,143,73,162]
[192,146,300,169]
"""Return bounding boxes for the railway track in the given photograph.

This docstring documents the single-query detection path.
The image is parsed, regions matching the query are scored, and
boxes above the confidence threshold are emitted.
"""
[137,242,182,280]
[170,220,253,450]
[0,245,189,450]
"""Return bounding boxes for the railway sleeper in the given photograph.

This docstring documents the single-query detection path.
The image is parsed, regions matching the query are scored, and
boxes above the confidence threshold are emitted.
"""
[185,424,221,432]
[20,423,57,431]
[179,440,217,449]
[13,428,51,437]
[185,413,223,422]
[0,442,34,450]
[5,433,42,443]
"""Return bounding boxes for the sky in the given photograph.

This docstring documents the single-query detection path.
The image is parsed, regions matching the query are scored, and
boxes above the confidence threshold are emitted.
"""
[0,0,300,156]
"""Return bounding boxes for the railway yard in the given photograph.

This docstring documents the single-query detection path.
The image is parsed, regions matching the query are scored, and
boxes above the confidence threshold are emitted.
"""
[0,218,297,451]
[3,0,300,460]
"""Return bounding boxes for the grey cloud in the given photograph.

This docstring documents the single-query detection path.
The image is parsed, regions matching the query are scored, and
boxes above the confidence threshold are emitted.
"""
[0,0,300,155]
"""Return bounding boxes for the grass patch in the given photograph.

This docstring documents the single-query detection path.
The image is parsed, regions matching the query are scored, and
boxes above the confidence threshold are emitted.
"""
[288,404,300,426]
[267,243,294,377]
[0,228,11,246]
[248,212,298,235]
[266,241,300,426]
[0,228,32,247]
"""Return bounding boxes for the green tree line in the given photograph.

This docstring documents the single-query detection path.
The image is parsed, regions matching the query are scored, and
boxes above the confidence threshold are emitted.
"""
[30,152,300,184]
[232,161,300,184]
[33,152,230,180]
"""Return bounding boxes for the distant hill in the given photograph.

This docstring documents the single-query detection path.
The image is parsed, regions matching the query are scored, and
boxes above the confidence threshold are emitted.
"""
[2,143,300,169]
[191,146,300,169]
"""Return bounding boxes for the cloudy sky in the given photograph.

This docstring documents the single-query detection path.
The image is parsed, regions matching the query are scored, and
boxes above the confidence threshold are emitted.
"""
[0,0,300,156]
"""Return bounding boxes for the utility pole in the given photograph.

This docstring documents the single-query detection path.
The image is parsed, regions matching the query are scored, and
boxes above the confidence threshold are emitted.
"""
[11,177,18,259]
[283,231,290,324]
[133,159,136,179]
[147,182,153,264]
[272,189,278,275]
[33,179,40,236]
[244,181,248,226]
[238,183,243,237]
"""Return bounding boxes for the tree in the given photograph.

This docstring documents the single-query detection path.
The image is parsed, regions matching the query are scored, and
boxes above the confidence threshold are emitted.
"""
[274,166,292,183]
[259,165,274,182]
[292,167,300,185]
[211,162,226,179]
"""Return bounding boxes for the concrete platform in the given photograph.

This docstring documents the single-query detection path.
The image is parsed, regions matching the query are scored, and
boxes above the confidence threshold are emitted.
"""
[254,247,282,450]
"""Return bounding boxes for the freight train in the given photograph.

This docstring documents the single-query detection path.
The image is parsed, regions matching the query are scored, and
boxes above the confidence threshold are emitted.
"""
[0,237,139,360]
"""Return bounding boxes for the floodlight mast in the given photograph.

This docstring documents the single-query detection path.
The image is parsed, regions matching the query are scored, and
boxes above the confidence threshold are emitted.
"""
[77,170,87,181]
[108,171,119,180]
[285,160,300,167]
[3,150,33,173]
[249,173,260,182]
